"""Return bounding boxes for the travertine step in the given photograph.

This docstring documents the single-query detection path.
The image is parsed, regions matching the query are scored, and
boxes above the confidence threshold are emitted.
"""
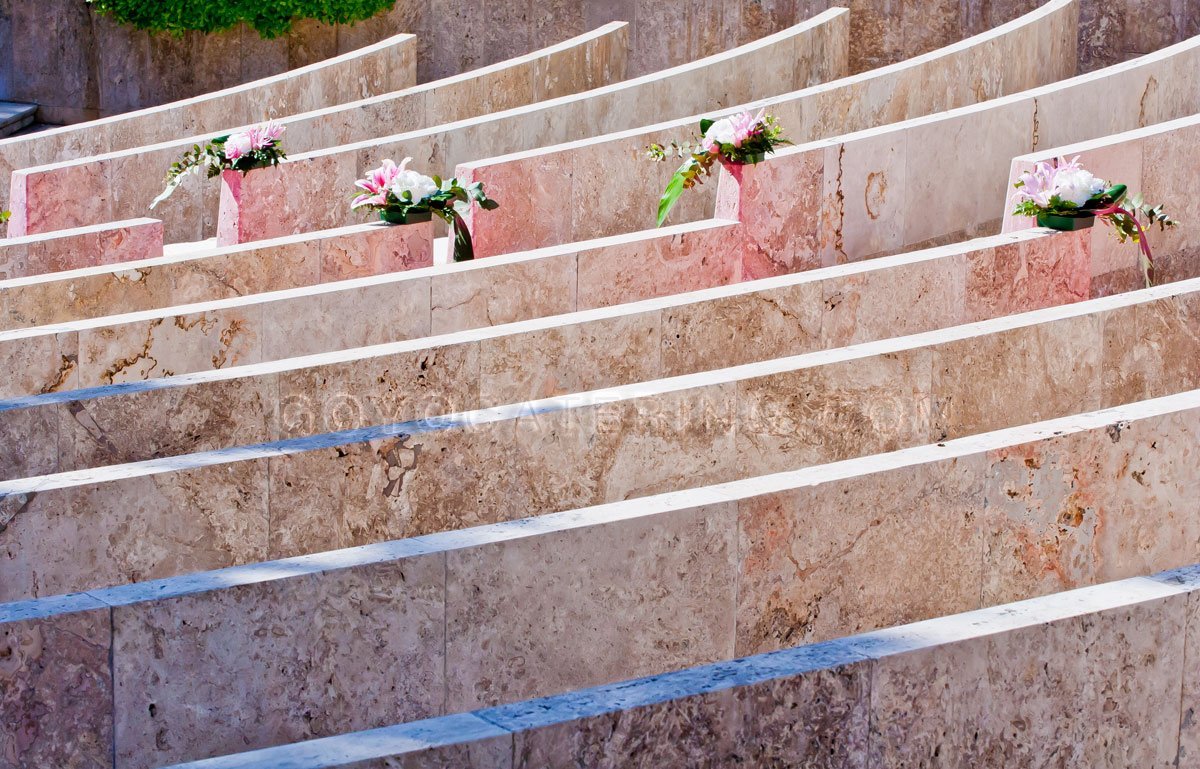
[0,22,629,230]
[7,12,847,242]
[0,221,432,332]
[156,559,1200,769]
[0,218,162,280]
[0,220,738,401]
[6,388,1199,768]
[0,227,1091,478]
[218,0,1077,248]
[0,102,38,139]
[463,31,1200,261]
[4,274,1198,601]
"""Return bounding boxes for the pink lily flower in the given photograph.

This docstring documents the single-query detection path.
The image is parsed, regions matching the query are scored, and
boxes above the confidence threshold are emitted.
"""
[352,157,411,209]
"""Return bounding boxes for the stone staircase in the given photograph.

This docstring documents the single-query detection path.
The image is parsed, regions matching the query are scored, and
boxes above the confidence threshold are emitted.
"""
[2,3,1199,768]
[0,102,37,139]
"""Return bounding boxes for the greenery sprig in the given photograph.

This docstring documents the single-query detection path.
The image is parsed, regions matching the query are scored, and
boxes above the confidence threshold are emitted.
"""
[648,111,790,227]
[86,0,398,39]
[351,158,498,262]
[151,124,286,208]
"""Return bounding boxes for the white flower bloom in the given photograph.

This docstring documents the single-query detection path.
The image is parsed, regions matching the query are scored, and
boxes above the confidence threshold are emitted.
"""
[1054,168,1106,207]
[704,117,737,146]
[390,170,440,202]
[223,132,253,160]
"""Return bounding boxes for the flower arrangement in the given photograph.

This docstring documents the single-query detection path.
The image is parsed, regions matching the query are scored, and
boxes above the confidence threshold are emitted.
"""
[647,110,790,227]
[351,157,499,262]
[1011,156,1177,285]
[151,121,287,208]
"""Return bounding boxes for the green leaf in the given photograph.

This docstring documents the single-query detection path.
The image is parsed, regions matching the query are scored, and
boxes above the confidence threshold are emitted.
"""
[656,169,688,227]
[699,118,715,135]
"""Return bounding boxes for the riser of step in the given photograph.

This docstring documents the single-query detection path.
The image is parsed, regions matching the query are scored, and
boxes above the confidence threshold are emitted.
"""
[2,276,1198,601]
[4,387,1197,769]
[0,227,1091,478]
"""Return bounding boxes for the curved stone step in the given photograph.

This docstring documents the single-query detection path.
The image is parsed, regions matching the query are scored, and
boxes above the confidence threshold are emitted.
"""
[0,227,1092,478]
[2,273,1198,601]
[7,12,844,242]
[0,221,439,331]
[151,559,1200,769]
[462,28,1200,261]
[214,0,1075,249]
[6,387,1200,768]
[0,29,423,213]
[0,217,161,280]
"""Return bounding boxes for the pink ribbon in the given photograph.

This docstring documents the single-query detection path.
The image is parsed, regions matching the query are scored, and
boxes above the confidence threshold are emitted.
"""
[1094,204,1155,285]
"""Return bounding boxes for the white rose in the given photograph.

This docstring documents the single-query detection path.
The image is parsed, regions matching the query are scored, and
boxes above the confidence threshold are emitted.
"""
[704,117,737,146]
[223,132,253,160]
[1054,168,1106,207]
[390,170,440,202]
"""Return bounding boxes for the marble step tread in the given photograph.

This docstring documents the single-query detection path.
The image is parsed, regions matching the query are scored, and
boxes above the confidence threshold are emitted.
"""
[0,102,37,139]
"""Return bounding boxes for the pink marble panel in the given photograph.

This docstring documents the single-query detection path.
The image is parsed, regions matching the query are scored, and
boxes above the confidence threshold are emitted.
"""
[575,223,744,309]
[218,157,359,246]
[457,158,575,259]
[714,152,827,279]
[0,219,164,279]
[6,163,110,238]
[0,602,114,769]
[318,221,433,281]
[963,229,1091,321]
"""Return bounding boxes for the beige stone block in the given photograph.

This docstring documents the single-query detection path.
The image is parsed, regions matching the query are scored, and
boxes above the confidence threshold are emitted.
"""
[112,556,445,769]
[444,503,737,710]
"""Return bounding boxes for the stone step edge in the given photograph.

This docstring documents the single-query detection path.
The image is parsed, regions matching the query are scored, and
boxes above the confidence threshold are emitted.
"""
[3,385,1195,625]
[154,558,1200,769]
[0,225,1049,409]
[0,269,1192,497]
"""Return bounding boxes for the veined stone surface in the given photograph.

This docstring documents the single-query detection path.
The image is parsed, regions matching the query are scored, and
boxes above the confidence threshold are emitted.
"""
[0,227,1089,477]
[3,4,1199,767]
[6,390,1200,767]
[3,22,632,239]
[0,217,162,279]
[2,275,1199,599]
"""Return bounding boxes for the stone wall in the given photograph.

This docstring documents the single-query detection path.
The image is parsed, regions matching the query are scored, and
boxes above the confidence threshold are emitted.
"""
[4,271,1200,601]
[156,557,1200,768]
[7,11,845,242]
[0,228,1087,478]
[0,0,1192,124]
[1004,113,1200,294]
[7,387,1200,768]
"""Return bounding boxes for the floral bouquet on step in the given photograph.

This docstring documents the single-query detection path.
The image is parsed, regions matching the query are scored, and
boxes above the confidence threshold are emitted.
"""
[151,120,286,208]
[1011,156,1177,286]
[647,109,790,227]
[351,157,499,262]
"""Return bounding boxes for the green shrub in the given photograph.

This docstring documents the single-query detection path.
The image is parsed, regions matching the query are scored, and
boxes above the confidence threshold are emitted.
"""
[86,0,398,39]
